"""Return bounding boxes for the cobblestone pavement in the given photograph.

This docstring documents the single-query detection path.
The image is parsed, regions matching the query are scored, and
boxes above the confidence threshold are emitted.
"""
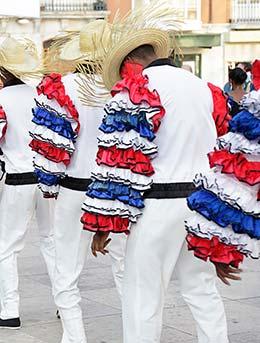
[0,219,259,343]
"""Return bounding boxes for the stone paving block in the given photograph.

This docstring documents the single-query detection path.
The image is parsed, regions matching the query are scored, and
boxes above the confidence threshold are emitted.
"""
[22,321,62,343]
[18,256,48,277]
[81,287,122,310]
[161,326,196,343]
[79,266,116,291]
[19,276,52,298]
[217,270,260,300]
[0,330,45,343]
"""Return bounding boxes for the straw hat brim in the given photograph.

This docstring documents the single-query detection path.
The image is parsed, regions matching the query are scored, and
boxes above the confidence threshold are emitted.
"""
[102,29,170,91]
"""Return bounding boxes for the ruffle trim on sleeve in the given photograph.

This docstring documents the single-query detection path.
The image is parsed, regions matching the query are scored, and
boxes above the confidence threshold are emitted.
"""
[241,89,260,114]
[0,105,7,140]
[97,130,158,155]
[208,150,260,185]
[187,189,260,238]
[186,214,260,258]
[96,146,154,176]
[30,139,71,165]
[207,82,231,137]
[229,110,260,140]
[31,73,80,198]
[100,103,156,141]
[30,125,75,153]
[86,180,144,208]
[186,234,244,268]
[91,165,152,191]
[81,62,165,233]
[82,197,142,221]
[81,212,130,234]
[217,132,260,155]
[37,73,80,133]
[193,172,260,216]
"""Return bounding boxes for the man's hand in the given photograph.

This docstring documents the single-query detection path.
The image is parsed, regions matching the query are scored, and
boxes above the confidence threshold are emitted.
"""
[214,262,242,286]
[91,232,111,257]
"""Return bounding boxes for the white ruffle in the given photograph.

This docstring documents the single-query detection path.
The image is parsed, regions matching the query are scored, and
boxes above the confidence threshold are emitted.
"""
[186,214,260,258]
[241,90,260,116]
[38,183,60,197]
[194,171,260,216]
[30,125,75,153]
[91,165,152,191]
[97,131,158,155]
[106,93,161,131]
[217,132,260,155]
[82,196,142,221]
[33,154,66,175]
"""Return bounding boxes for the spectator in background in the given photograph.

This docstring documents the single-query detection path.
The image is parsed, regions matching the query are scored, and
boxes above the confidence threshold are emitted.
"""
[227,67,247,117]
[224,61,253,94]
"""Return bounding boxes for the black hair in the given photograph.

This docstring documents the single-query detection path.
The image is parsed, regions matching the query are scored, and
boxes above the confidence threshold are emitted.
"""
[120,44,156,75]
[0,67,24,87]
[126,44,156,61]
[229,67,247,85]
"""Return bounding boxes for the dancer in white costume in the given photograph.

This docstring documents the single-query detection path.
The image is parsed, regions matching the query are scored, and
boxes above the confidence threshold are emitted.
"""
[0,37,55,329]
[80,4,230,343]
[29,21,126,343]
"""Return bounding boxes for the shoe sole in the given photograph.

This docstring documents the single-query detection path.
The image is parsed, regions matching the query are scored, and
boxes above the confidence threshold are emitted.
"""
[0,326,21,330]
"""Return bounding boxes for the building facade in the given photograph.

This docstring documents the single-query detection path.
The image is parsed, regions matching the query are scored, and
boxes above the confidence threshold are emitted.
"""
[0,0,259,85]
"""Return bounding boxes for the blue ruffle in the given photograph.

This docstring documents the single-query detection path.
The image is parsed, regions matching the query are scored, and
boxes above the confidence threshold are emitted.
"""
[187,188,260,239]
[34,168,60,186]
[86,180,144,208]
[229,110,260,140]
[100,109,155,141]
[32,107,76,141]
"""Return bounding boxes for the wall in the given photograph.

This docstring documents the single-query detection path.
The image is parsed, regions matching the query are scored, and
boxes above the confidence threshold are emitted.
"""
[107,0,131,20]
[201,0,231,23]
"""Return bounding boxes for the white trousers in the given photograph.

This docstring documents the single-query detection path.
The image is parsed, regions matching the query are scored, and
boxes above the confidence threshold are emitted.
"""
[0,184,55,319]
[53,186,126,343]
[122,198,229,343]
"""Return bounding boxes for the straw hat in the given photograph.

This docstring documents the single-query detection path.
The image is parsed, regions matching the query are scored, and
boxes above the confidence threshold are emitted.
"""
[100,1,181,90]
[102,28,169,91]
[59,20,111,61]
[0,37,41,78]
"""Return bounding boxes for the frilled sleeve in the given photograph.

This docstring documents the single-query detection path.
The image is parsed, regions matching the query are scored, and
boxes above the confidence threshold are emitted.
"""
[207,82,231,137]
[185,89,260,268]
[29,73,80,198]
[80,62,165,234]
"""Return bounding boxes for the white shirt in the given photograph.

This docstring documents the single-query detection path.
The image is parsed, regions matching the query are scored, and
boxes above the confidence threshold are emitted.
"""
[62,74,105,179]
[0,84,36,173]
[143,65,217,183]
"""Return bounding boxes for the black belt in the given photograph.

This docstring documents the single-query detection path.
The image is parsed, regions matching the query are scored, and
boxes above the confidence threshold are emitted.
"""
[144,182,195,199]
[60,178,195,198]
[60,176,92,192]
[5,172,38,186]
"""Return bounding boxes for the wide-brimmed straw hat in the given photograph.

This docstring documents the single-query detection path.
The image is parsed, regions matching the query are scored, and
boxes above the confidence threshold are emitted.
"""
[99,1,181,90]
[60,20,111,61]
[102,28,169,91]
[0,36,41,78]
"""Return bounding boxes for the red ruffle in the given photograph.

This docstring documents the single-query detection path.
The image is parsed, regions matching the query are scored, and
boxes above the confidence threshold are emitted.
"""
[0,105,7,139]
[207,83,231,137]
[37,73,80,134]
[252,60,260,91]
[112,61,165,132]
[30,139,70,166]
[81,212,130,233]
[186,234,244,268]
[96,145,154,176]
[209,149,260,185]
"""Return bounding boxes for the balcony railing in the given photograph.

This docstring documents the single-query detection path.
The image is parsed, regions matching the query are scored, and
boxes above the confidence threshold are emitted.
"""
[41,0,107,13]
[231,0,260,24]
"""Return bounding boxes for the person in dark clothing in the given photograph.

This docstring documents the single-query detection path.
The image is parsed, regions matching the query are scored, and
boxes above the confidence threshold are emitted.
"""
[227,67,247,117]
